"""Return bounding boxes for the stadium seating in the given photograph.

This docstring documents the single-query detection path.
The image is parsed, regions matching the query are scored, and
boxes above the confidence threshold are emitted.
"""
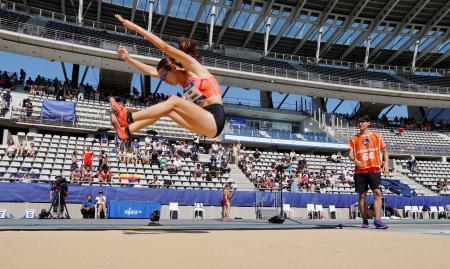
[399,160,450,195]
[300,64,403,84]
[0,132,232,190]
[338,126,450,155]
[237,149,405,195]
[398,74,450,88]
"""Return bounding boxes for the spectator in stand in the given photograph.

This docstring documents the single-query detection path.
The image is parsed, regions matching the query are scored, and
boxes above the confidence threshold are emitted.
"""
[298,158,308,172]
[144,135,152,149]
[192,163,203,179]
[220,158,231,175]
[16,140,26,157]
[159,154,168,170]
[407,156,419,174]
[152,175,163,188]
[98,150,108,171]
[319,165,327,177]
[253,148,261,160]
[25,98,33,121]
[82,146,94,170]
[78,83,85,101]
[6,139,16,158]
[328,152,341,163]
[83,167,93,185]
[27,142,36,160]
[19,69,26,84]
[81,194,95,219]
[71,150,79,171]
[126,147,135,165]
[98,165,112,185]
[0,95,8,116]
[118,147,126,163]
[211,141,219,155]
[70,167,82,184]
[150,150,159,166]
[396,127,405,136]
[95,191,107,219]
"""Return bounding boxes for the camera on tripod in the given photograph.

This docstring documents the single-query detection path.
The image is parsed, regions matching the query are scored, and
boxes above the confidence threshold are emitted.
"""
[38,176,70,219]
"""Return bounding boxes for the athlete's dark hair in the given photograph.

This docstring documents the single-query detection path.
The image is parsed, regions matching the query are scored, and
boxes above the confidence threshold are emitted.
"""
[156,37,198,71]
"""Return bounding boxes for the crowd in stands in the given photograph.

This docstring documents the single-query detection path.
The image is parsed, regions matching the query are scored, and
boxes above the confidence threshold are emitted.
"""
[6,138,37,160]
[238,148,353,192]
[68,134,234,188]
[335,112,448,132]
[437,179,449,192]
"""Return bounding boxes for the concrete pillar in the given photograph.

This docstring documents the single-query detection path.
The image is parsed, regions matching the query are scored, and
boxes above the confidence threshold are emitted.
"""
[147,0,155,32]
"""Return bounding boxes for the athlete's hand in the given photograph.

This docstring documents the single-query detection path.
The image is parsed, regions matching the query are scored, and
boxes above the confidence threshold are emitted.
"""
[115,14,137,31]
[383,164,390,175]
[354,159,364,168]
[117,46,130,60]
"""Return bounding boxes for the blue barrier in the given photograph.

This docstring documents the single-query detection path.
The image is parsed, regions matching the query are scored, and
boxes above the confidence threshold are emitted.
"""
[108,201,161,219]
[0,183,449,208]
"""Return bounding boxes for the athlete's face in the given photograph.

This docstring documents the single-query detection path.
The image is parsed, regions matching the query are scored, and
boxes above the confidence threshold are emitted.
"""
[158,68,178,86]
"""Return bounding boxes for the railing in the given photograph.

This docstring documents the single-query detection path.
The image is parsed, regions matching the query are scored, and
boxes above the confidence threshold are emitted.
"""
[0,18,449,96]
[2,0,450,76]
[223,97,300,111]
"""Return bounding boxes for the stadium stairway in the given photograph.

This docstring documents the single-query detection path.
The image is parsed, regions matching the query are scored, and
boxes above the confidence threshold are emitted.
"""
[199,152,254,190]
[228,164,255,190]
[393,170,437,196]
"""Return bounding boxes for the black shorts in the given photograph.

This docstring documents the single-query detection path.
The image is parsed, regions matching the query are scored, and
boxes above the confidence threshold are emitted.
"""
[354,172,381,194]
[204,104,225,138]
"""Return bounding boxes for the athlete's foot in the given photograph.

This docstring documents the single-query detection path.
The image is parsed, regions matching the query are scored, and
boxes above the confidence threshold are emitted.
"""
[110,114,131,141]
[374,219,388,229]
[361,219,369,229]
[109,97,129,128]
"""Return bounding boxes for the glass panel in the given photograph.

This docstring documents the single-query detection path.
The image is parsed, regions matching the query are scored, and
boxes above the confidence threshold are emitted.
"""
[243,13,258,30]
[169,0,181,17]
[176,0,191,18]
[371,32,387,47]
[322,27,337,41]
[155,0,168,14]
[186,1,201,20]
[433,40,450,53]
[418,38,436,52]
[270,18,286,35]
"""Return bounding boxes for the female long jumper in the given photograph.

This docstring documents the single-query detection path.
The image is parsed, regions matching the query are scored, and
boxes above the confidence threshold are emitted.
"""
[110,15,225,141]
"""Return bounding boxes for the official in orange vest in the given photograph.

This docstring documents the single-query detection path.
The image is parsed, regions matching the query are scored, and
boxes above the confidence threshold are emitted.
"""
[348,115,389,229]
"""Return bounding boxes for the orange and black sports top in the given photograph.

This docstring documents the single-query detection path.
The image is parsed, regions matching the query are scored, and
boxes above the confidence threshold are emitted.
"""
[181,75,221,106]
[348,132,386,174]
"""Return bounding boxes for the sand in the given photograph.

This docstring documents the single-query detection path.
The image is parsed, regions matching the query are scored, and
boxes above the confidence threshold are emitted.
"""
[0,229,449,269]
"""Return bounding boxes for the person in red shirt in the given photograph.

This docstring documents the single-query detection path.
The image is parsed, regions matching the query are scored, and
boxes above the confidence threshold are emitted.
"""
[348,115,389,229]
[98,165,112,185]
[82,146,94,170]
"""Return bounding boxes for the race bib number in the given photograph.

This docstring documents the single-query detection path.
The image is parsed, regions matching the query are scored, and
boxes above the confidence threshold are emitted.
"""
[183,82,205,104]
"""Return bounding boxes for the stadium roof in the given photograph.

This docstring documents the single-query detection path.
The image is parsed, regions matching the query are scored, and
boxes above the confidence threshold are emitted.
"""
[9,0,450,68]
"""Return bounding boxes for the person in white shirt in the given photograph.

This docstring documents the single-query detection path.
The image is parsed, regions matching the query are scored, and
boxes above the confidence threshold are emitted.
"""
[95,191,107,219]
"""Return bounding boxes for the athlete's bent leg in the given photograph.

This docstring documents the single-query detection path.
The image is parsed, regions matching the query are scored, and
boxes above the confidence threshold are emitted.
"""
[128,96,218,138]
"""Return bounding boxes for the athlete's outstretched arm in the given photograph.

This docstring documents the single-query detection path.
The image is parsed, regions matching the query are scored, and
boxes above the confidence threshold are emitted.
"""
[115,15,207,75]
[117,46,159,78]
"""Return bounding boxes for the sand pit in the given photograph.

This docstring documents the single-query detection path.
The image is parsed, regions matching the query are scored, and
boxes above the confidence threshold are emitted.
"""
[0,229,449,269]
